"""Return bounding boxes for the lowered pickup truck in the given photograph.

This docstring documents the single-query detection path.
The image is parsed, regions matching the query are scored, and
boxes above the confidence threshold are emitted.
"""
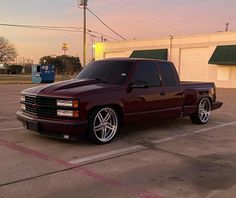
[17,58,223,144]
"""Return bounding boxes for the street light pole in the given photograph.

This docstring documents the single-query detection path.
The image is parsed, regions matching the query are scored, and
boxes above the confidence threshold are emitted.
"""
[79,0,88,67]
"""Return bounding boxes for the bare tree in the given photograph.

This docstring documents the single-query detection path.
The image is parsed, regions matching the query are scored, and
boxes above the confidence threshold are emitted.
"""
[0,37,17,63]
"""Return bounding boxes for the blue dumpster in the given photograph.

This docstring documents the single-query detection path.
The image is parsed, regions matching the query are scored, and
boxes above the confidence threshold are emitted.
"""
[32,64,55,83]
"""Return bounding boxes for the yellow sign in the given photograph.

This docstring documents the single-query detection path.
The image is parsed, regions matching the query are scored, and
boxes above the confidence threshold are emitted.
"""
[62,43,68,51]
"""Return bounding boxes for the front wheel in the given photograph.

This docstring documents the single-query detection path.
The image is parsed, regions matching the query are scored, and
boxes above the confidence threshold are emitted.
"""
[87,107,119,144]
[190,97,212,124]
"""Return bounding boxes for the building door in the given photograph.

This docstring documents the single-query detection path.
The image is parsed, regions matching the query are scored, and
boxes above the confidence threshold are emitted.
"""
[180,48,209,81]
[231,67,236,88]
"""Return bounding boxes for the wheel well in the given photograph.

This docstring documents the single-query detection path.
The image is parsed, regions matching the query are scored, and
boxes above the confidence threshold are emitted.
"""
[87,104,124,123]
[198,96,213,106]
[206,96,213,107]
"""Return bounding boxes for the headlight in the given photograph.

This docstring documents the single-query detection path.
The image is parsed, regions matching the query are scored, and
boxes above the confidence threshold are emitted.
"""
[21,95,25,102]
[21,103,26,111]
[57,110,79,117]
[57,100,78,108]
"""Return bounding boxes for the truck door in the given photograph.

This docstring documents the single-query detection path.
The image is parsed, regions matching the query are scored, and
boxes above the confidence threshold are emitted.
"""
[157,61,184,118]
[124,61,168,120]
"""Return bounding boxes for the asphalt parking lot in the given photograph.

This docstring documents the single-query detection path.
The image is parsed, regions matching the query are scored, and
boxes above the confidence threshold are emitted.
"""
[0,84,236,198]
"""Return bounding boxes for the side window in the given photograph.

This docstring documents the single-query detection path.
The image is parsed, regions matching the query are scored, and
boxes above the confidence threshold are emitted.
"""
[131,62,161,87]
[159,62,177,87]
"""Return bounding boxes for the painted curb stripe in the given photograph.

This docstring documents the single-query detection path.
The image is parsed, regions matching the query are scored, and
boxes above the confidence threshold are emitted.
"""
[0,127,24,132]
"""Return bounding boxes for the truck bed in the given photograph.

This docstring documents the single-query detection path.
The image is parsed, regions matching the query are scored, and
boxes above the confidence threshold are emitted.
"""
[181,81,215,89]
[180,81,217,115]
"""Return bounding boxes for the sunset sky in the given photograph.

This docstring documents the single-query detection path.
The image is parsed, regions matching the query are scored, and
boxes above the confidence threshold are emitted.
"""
[1,0,236,63]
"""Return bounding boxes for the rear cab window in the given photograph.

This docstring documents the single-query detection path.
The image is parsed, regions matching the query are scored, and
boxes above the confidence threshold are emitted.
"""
[159,62,178,87]
[131,61,161,87]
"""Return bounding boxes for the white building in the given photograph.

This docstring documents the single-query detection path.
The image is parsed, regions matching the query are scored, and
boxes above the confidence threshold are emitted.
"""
[95,31,236,88]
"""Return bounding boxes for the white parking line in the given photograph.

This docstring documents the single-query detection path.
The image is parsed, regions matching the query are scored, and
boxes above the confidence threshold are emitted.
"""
[1,120,234,166]
[70,121,236,165]
[0,127,24,132]
[69,145,146,165]
[206,190,220,198]
[192,121,236,133]
[0,102,18,105]
[151,121,236,144]
[0,94,19,96]
[210,121,225,124]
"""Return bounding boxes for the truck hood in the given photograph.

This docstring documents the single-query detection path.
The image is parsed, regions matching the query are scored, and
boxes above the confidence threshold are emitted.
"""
[22,79,121,98]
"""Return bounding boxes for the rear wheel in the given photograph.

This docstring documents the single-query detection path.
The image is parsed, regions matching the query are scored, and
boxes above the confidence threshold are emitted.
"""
[87,107,119,144]
[190,97,211,124]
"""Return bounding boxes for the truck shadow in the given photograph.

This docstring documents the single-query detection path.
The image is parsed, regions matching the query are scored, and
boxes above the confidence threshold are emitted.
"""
[117,117,193,144]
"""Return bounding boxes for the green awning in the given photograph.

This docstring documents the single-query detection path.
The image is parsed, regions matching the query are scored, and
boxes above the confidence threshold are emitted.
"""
[209,45,236,65]
[129,49,168,60]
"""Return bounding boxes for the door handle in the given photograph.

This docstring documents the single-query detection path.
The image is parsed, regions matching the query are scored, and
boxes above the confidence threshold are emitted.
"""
[160,92,165,96]
[138,95,145,101]
[176,91,184,96]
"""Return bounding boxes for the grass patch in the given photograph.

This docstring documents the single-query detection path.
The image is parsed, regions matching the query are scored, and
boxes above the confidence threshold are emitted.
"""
[0,74,76,84]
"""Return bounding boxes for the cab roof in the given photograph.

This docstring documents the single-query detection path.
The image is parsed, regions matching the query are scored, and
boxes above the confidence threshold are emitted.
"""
[97,57,170,63]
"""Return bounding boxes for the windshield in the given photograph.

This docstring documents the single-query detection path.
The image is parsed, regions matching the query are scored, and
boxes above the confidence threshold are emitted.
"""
[75,60,134,85]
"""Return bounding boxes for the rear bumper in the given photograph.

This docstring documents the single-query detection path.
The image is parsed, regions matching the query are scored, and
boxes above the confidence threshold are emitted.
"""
[212,101,223,111]
[16,111,88,141]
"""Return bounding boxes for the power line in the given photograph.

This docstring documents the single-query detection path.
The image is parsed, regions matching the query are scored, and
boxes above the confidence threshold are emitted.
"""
[45,0,134,39]
[87,7,126,40]
[0,23,118,40]
[0,23,82,32]
[46,0,75,7]
[44,0,124,40]
[124,0,205,34]
[86,29,119,41]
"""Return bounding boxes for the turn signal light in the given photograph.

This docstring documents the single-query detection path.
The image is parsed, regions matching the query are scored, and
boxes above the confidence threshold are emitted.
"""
[73,100,79,108]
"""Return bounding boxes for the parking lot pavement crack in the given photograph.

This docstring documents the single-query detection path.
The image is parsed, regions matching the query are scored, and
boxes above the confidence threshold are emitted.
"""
[126,140,196,159]
[149,146,194,159]
[0,168,72,187]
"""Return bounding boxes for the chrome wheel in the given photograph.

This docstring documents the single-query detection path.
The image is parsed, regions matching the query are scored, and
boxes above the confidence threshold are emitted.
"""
[198,98,211,123]
[93,107,118,143]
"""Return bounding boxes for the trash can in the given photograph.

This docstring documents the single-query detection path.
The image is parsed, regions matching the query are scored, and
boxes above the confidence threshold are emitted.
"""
[32,64,55,83]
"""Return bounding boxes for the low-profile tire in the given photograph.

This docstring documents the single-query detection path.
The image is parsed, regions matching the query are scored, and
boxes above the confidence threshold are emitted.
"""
[190,97,212,124]
[87,107,120,144]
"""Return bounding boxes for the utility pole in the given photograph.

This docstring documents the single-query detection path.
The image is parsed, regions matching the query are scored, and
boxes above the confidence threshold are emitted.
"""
[169,35,174,61]
[225,22,229,32]
[62,43,68,80]
[79,0,88,67]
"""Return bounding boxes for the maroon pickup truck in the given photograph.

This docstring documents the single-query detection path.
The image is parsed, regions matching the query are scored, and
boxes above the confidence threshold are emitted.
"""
[17,58,223,144]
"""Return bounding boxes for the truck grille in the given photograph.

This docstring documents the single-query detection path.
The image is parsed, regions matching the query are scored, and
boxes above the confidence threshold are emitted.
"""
[25,95,57,117]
